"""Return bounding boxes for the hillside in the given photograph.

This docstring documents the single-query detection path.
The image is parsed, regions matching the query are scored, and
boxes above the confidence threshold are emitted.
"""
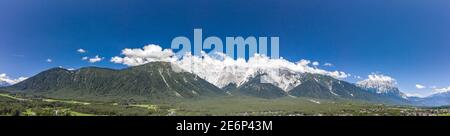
[1,62,226,101]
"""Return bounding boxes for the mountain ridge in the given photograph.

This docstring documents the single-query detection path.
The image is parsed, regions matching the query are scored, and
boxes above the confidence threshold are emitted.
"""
[1,62,226,101]
[0,62,432,106]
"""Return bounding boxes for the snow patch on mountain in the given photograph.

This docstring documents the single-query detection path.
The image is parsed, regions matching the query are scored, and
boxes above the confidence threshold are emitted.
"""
[356,74,398,94]
[432,86,450,95]
[111,44,351,92]
[174,52,350,91]
[421,86,450,99]
[0,73,28,87]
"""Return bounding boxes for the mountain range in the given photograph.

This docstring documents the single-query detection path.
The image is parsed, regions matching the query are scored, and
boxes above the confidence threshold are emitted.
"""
[409,92,450,106]
[1,62,224,101]
[0,61,448,106]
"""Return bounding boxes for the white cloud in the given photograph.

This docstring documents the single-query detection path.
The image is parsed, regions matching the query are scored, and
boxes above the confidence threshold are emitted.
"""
[0,73,28,85]
[110,44,176,66]
[46,58,52,63]
[81,56,104,63]
[110,56,124,64]
[297,59,311,66]
[433,86,450,94]
[88,55,103,63]
[324,63,333,67]
[353,75,362,79]
[312,61,319,66]
[77,48,86,53]
[405,93,427,98]
[415,84,426,89]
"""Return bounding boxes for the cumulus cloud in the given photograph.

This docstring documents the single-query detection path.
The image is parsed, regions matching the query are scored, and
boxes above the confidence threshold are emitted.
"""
[77,48,86,53]
[297,59,311,66]
[433,86,450,94]
[415,84,426,89]
[81,55,104,63]
[0,73,28,85]
[88,55,103,63]
[46,58,52,63]
[110,44,176,66]
[324,63,333,67]
[312,61,319,66]
[405,93,426,98]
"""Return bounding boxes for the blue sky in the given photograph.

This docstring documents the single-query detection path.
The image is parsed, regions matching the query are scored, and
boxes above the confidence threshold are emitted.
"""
[1,0,449,96]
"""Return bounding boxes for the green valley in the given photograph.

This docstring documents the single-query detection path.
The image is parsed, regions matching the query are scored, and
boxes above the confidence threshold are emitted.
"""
[1,92,449,116]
